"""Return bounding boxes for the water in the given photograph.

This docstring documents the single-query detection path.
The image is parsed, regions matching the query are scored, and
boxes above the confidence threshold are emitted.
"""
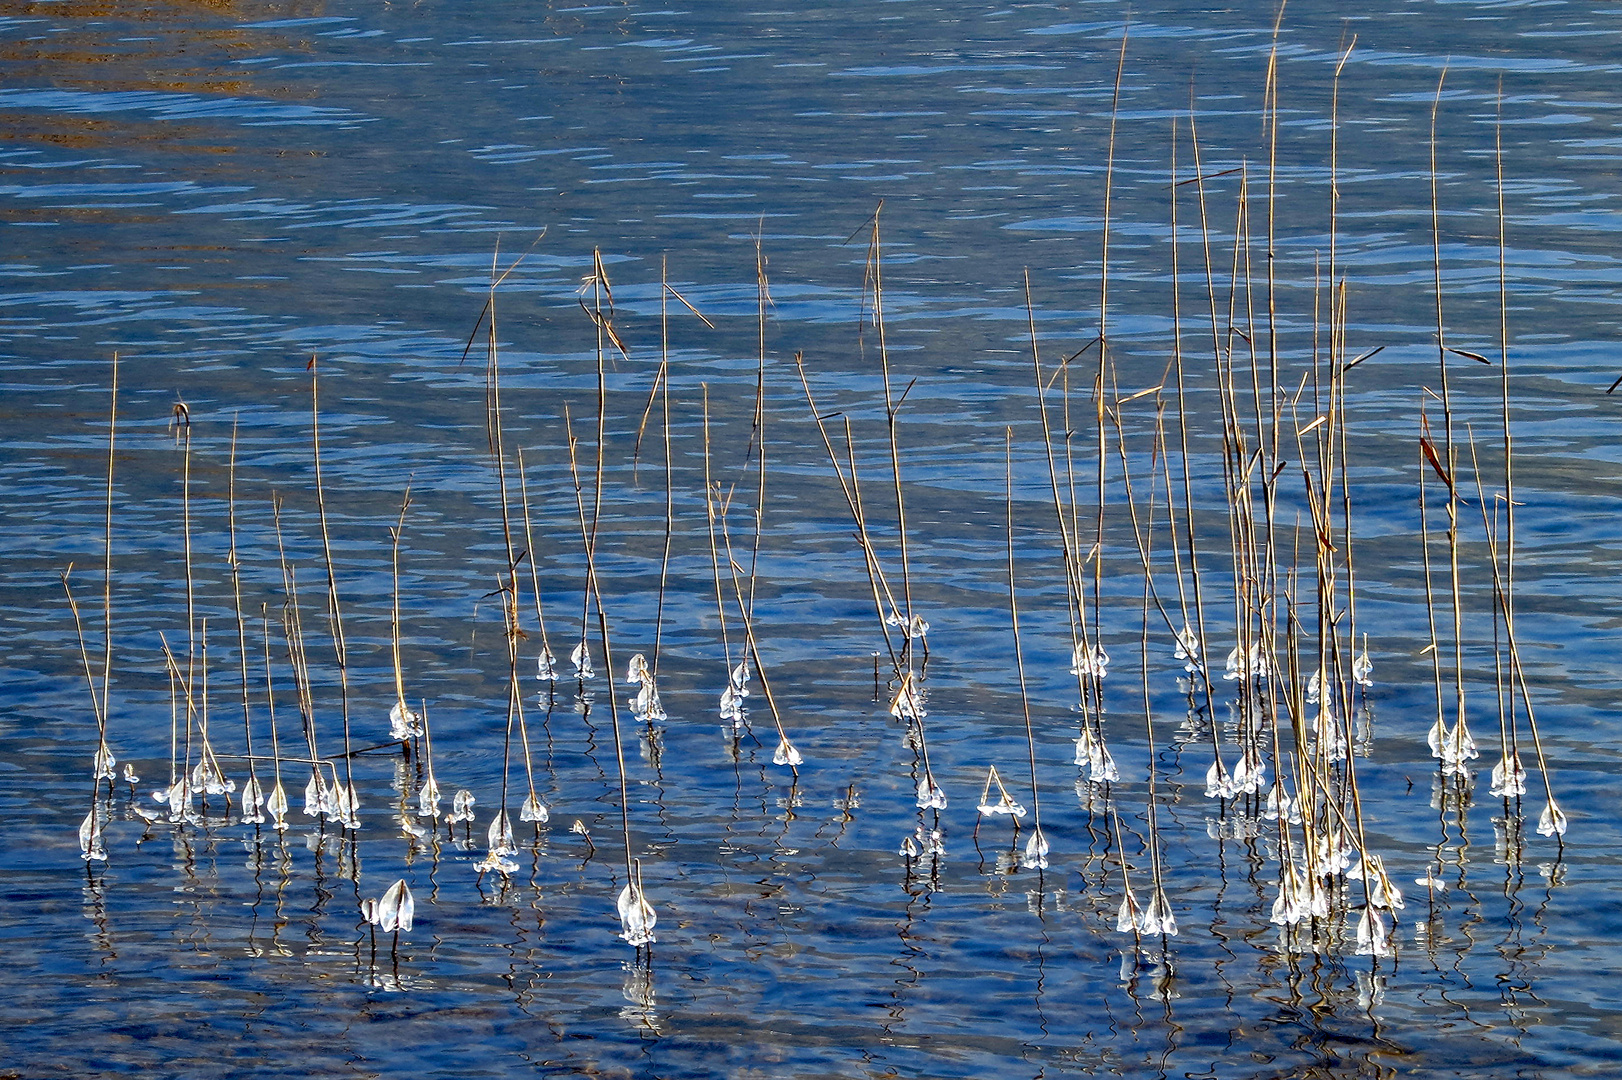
[4,1,1622,1075]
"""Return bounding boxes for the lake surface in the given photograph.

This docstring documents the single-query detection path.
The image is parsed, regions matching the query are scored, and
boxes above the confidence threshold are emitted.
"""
[4,1,1622,1076]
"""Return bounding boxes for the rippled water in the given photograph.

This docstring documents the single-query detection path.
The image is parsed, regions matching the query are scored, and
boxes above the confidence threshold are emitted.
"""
[5,1,1622,1076]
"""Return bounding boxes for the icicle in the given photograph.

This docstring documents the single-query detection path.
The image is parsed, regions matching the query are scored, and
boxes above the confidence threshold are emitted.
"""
[92,745,116,781]
[625,653,651,686]
[520,792,549,823]
[1306,668,1323,706]
[900,834,919,859]
[1205,756,1234,800]
[449,788,476,824]
[121,763,139,786]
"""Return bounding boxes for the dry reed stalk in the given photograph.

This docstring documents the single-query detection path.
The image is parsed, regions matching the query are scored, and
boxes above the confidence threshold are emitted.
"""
[794,355,900,668]
[701,387,744,740]
[1427,72,1476,776]
[481,250,541,843]
[226,419,262,819]
[717,502,802,778]
[517,450,558,687]
[564,410,647,936]
[1005,430,1047,871]
[99,355,118,785]
[309,359,358,825]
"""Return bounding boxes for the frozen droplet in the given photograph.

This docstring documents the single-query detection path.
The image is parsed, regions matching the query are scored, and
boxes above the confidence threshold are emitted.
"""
[304,774,324,818]
[889,677,926,721]
[571,641,595,680]
[240,775,265,825]
[475,852,519,875]
[121,763,139,786]
[1021,826,1050,870]
[1142,889,1177,936]
[1173,624,1202,673]
[1427,717,1448,759]
[886,610,930,639]
[339,782,361,827]
[92,745,116,781]
[520,792,549,823]
[1352,641,1373,687]
[361,897,378,926]
[417,776,441,819]
[536,647,558,682]
[1069,643,1110,680]
[1490,752,1528,798]
[625,653,650,686]
[1116,887,1141,934]
[915,776,947,810]
[450,788,476,824]
[389,700,423,740]
[633,680,666,723]
[1205,758,1232,800]
[1089,741,1119,784]
[379,879,413,933]
[729,659,751,692]
[900,834,919,859]
[617,882,656,946]
[79,809,107,862]
[1354,906,1392,957]
[772,735,803,768]
[266,780,289,830]
[487,809,517,856]
[1537,800,1568,838]
[1306,668,1323,706]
